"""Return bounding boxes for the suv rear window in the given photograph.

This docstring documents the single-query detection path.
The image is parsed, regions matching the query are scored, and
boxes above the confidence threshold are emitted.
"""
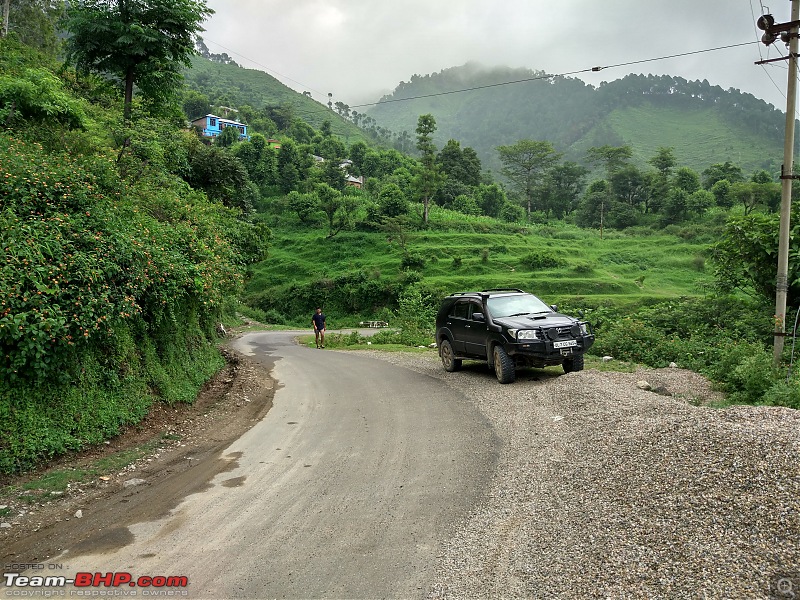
[450,301,470,319]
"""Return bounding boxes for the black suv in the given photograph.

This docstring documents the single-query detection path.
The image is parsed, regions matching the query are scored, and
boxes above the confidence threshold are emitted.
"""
[435,289,594,383]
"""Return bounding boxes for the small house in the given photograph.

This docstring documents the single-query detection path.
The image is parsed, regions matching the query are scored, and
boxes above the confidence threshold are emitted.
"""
[191,114,249,141]
[346,175,364,189]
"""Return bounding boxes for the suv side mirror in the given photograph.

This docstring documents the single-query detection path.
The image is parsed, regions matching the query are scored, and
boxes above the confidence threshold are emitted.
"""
[472,312,485,322]
[550,304,558,312]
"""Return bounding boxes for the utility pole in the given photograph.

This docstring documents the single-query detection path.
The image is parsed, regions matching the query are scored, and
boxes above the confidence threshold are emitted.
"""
[756,1,800,364]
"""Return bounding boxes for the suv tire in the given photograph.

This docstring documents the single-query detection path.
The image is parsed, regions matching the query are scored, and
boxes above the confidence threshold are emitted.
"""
[563,354,584,373]
[440,339,462,372]
[493,345,516,384]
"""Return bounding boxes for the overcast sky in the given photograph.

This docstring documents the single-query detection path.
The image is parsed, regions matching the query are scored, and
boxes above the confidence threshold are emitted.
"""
[200,0,796,113]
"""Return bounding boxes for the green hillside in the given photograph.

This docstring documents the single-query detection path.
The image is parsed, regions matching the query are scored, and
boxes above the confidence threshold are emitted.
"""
[184,56,368,142]
[243,212,712,324]
[366,64,791,175]
[573,103,781,173]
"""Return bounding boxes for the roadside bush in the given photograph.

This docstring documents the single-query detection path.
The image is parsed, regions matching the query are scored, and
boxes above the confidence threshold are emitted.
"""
[401,252,426,271]
[0,131,246,473]
[251,270,401,321]
[761,380,800,409]
[262,309,286,324]
[520,251,565,270]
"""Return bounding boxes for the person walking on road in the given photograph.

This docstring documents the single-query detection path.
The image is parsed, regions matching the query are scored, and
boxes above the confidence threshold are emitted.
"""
[312,307,327,349]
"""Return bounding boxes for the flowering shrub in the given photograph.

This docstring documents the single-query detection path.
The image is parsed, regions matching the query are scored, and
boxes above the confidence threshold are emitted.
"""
[0,136,245,384]
[0,130,265,472]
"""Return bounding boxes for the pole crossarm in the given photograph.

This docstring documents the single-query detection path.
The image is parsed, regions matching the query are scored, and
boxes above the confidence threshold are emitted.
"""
[755,54,800,65]
[762,18,800,33]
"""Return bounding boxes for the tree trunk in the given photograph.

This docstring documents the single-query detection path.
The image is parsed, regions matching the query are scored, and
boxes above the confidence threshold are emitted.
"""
[2,0,10,37]
[124,66,135,123]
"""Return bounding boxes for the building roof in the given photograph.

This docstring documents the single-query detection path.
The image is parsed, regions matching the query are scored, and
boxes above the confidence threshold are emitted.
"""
[192,114,248,128]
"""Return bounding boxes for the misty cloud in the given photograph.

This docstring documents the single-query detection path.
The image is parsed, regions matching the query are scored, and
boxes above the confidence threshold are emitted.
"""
[201,0,791,111]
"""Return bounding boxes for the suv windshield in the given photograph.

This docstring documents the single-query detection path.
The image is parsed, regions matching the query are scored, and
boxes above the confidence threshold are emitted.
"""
[486,294,552,319]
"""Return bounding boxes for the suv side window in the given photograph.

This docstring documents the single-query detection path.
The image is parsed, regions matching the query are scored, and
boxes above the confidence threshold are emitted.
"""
[468,302,484,320]
[450,301,469,319]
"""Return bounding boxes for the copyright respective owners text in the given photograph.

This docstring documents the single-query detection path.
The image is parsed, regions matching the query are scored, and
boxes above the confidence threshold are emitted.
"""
[3,563,191,597]
[771,572,800,599]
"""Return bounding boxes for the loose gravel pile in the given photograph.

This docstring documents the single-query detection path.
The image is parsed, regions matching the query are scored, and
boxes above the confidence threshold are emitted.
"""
[358,351,800,599]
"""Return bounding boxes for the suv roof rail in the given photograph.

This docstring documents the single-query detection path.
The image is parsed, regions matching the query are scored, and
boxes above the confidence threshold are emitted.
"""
[448,291,478,297]
[481,288,525,293]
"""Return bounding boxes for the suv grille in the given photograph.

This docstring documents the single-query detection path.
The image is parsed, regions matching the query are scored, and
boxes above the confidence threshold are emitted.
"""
[545,325,581,340]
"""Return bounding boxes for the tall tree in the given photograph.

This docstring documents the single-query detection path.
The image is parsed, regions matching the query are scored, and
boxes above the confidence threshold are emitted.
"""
[702,161,745,189]
[497,139,561,217]
[647,146,676,179]
[437,139,481,187]
[586,145,633,182]
[543,161,588,218]
[2,0,64,54]
[277,139,309,194]
[646,146,676,213]
[64,0,212,122]
[415,113,438,223]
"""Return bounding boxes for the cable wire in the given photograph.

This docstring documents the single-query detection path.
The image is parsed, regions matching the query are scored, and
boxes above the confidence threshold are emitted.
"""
[339,42,760,111]
[199,37,765,121]
[201,36,330,98]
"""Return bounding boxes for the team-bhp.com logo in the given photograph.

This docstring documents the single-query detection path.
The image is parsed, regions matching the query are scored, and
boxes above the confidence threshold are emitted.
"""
[4,571,188,596]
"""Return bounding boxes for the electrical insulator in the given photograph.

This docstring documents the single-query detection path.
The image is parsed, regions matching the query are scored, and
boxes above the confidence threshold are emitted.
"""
[763,31,779,45]
[758,14,776,30]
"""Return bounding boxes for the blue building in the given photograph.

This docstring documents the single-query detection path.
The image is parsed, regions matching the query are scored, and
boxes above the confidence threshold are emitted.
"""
[191,114,249,141]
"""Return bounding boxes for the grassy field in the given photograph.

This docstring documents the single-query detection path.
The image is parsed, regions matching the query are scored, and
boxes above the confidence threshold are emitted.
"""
[245,215,712,323]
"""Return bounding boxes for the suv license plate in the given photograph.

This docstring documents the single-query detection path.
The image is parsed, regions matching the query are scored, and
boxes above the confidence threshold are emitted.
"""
[553,340,578,349]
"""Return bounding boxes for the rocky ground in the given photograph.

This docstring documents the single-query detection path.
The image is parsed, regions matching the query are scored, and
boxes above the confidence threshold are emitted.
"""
[357,351,800,600]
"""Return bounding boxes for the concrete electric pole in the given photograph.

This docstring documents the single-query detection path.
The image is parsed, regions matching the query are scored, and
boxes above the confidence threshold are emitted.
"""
[756,0,800,365]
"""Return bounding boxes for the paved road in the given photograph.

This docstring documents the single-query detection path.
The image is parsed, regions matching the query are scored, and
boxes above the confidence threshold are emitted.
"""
[38,331,498,599]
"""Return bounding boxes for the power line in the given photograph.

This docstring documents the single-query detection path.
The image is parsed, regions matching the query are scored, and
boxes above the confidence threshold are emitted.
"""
[201,36,330,98]
[342,41,760,110]
[199,37,763,120]
[589,41,757,73]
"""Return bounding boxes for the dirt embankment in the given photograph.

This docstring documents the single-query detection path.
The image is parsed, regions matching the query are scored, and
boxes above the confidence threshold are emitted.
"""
[1,344,275,564]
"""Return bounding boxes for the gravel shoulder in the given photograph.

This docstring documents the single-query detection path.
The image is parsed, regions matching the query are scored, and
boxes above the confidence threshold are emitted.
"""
[355,351,800,599]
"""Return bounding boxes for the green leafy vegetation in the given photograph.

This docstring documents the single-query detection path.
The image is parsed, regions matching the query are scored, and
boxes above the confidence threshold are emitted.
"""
[0,34,265,474]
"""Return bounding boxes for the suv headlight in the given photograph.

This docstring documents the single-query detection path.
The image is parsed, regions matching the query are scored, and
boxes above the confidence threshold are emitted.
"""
[579,323,590,336]
[510,329,539,341]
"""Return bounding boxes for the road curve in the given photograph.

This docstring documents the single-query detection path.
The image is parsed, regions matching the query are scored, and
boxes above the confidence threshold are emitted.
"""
[41,331,499,599]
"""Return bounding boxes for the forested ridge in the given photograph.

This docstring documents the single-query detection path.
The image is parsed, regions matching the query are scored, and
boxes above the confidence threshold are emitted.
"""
[367,63,793,174]
[2,1,800,478]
